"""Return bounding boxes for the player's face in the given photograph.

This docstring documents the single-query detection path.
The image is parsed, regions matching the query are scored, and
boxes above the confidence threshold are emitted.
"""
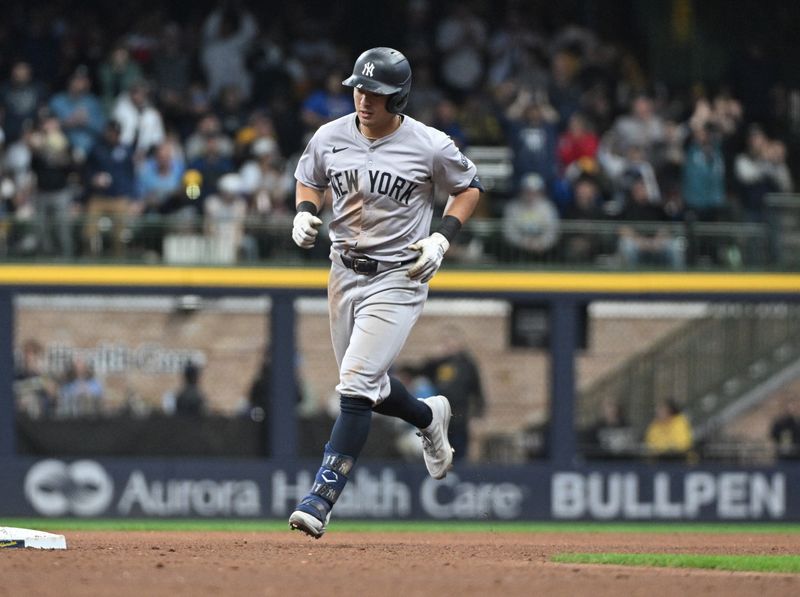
[353,88,393,129]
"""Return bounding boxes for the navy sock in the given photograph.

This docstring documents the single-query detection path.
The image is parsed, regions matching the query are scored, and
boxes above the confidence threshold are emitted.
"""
[372,376,433,429]
[329,395,373,458]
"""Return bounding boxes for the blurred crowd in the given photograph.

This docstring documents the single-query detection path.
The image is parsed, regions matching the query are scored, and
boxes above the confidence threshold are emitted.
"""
[0,0,797,265]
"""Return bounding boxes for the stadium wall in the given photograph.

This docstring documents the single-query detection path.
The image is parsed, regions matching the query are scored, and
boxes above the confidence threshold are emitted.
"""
[1,265,799,521]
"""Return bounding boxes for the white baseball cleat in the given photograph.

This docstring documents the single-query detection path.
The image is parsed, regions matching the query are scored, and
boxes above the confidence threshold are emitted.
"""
[417,395,455,479]
[289,509,331,539]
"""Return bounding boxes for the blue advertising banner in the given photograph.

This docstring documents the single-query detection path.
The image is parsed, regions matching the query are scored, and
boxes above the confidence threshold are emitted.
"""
[3,457,799,521]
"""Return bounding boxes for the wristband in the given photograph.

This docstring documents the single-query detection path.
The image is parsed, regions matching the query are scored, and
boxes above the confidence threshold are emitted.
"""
[436,215,462,243]
[297,201,319,216]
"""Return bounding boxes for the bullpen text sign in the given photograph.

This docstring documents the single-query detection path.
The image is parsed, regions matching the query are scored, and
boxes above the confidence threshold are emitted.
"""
[551,471,786,519]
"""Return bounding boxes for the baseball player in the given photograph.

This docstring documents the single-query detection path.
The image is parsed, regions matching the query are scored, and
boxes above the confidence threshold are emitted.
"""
[288,47,483,538]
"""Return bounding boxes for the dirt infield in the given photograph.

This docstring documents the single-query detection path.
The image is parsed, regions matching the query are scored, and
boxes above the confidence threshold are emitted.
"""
[2,530,798,596]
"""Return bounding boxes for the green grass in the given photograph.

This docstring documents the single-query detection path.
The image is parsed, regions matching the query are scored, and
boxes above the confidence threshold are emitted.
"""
[3,519,800,534]
[552,553,800,574]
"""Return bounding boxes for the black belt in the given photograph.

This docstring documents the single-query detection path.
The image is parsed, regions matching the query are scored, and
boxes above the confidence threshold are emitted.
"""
[338,253,416,275]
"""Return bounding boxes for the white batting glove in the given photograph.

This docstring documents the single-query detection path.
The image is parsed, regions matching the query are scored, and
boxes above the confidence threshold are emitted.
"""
[292,212,323,248]
[408,232,450,283]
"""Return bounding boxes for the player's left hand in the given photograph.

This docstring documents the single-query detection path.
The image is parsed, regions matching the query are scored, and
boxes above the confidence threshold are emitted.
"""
[408,232,450,283]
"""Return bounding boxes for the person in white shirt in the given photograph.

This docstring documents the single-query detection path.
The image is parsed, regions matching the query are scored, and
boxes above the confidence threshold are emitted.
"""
[238,137,287,213]
[111,79,165,158]
[204,172,257,261]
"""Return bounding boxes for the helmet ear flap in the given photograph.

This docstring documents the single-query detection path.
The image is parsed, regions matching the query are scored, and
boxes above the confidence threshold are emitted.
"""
[386,91,408,114]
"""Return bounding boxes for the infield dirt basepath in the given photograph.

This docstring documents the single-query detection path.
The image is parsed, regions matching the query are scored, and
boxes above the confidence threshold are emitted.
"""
[2,531,798,596]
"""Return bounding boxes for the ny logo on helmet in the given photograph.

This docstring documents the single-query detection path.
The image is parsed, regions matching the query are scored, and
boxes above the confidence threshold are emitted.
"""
[362,62,375,77]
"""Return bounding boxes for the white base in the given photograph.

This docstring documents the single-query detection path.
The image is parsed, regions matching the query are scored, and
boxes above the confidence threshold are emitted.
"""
[0,527,67,549]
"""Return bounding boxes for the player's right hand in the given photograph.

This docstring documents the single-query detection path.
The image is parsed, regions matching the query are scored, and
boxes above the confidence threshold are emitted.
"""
[292,212,323,248]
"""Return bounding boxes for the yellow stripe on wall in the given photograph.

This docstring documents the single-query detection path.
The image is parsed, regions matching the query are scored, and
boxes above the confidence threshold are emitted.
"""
[433,271,800,294]
[0,265,798,294]
[0,265,330,289]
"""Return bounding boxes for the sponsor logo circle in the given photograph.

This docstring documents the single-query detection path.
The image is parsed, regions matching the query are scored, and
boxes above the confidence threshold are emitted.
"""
[24,459,114,516]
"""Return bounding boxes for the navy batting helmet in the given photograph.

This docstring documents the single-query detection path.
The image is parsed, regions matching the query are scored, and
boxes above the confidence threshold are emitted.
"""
[342,47,412,114]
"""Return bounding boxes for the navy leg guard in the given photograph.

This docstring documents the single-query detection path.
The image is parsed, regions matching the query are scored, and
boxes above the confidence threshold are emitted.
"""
[295,443,355,523]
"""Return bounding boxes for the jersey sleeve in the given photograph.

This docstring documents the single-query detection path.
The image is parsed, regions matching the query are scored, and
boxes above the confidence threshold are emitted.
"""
[432,132,478,195]
[294,131,329,190]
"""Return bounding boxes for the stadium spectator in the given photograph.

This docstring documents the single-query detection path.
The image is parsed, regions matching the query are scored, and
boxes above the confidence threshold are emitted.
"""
[135,140,185,215]
[435,4,487,94]
[187,133,235,204]
[300,72,354,132]
[415,326,485,462]
[616,143,662,206]
[233,110,279,159]
[59,357,104,418]
[0,61,45,143]
[501,172,560,260]
[770,397,800,460]
[579,69,615,134]
[616,174,684,269]
[432,99,467,149]
[200,4,258,101]
[644,398,693,459]
[581,399,636,458]
[239,136,287,213]
[163,361,207,417]
[183,81,215,136]
[185,113,234,163]
[562,174,606,263]
[83,120,136,256]
[48,66,105,159]
[459,92,504,146]
[14,339,58,419]
[682,122,727,222]
[504,88,558,193]
[609,93,666,167]
[29,114,77,257]
[214,84,250,139]
[203,172,257,261]
[247,26,304,107]
[548,48,583,125]
[98,45,143,112]
[244,347,306,416]
[557,112,599,173]
[111,79,165,158]
[734,125,793,223]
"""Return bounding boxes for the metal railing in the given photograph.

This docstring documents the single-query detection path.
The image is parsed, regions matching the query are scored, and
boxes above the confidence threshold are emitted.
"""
[767,193,800,268]
[578,303,800,442]
[0,212,779,270]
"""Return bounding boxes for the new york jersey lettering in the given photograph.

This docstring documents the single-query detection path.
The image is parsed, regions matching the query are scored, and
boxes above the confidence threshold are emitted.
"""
[368,170,418,205]
[330,169,360,199]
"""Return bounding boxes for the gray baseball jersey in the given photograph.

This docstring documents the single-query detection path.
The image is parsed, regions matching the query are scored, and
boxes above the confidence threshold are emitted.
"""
[294,113,478,262]
[295,113,478,403]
